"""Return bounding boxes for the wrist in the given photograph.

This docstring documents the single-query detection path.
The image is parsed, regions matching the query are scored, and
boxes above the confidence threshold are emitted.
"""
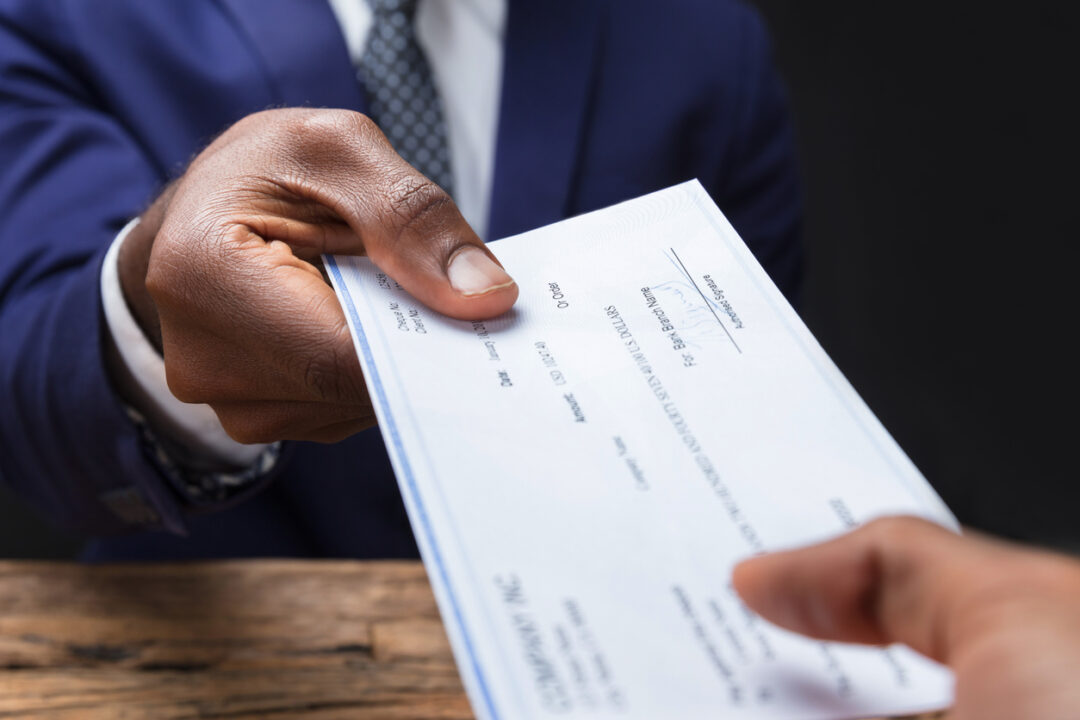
[117,183,177,352]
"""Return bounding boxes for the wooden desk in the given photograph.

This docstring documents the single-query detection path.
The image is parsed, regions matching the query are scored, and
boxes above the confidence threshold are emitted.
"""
[0,561,941,719]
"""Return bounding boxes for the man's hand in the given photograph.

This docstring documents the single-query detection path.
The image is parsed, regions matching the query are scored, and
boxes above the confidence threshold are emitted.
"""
[734,516,1080,719]
[116,108,517,445]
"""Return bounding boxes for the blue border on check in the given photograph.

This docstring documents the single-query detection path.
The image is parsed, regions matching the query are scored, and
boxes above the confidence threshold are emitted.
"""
[324,255,501,720]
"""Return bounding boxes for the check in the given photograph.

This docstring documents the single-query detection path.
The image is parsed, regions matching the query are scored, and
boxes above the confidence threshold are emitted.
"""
[326,181,954,720]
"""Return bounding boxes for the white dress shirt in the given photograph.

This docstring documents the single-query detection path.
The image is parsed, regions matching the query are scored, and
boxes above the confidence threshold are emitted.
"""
[99,0,505,465]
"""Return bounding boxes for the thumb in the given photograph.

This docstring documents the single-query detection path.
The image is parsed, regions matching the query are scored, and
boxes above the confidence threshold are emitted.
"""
[354,172,519,321]
[251,109,519,321]
[732,516,1000,664]
[309,113,518,321]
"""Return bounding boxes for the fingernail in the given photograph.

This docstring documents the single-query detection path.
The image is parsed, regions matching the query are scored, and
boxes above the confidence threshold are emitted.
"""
[447,246,515,297]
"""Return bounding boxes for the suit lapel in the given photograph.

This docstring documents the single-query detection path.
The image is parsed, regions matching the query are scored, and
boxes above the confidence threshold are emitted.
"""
[488,0,604,240]
[216,0,366,111]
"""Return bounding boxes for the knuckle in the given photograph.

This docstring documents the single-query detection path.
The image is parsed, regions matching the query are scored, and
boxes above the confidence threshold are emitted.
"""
[340,110,380,139]
[255,110,383,191]
[302,355,339,403]
[163,362,206,405]
[146,216,225,307]
[332,323,368,399]
[143,237,181,303]
[277,109,377,155]
[383,175,454,237]
[286,108,347,137]
[300,333,364,403]
[294,296,362,403]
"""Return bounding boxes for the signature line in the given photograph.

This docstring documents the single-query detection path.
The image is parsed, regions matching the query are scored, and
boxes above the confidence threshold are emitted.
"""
[668,248,742,354]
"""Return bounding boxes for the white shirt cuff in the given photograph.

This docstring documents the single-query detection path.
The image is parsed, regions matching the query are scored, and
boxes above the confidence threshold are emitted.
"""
[100,218,270,467]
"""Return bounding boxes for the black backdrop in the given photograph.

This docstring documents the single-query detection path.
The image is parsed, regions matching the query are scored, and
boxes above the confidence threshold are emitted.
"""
[748,1,1078,549]
[2,2,1077,557]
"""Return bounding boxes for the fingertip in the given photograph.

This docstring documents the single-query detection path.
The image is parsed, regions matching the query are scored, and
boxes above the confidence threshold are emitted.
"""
[731,555,765,604]
[732,554,807,632]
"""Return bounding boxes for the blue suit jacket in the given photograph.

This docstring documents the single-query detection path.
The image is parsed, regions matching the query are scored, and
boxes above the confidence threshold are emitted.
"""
[0,0,801,560]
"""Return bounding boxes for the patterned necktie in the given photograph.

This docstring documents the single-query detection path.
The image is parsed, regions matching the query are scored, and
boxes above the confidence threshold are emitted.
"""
[359,0,455,197]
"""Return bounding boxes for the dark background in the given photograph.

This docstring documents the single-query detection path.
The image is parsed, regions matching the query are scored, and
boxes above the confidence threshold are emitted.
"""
[2,2,1077,558]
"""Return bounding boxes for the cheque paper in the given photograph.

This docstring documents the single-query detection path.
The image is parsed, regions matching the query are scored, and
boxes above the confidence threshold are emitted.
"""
[326,181,955,720]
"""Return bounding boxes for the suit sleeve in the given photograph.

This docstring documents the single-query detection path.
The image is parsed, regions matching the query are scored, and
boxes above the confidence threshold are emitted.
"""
[713,5,804,306]
[0,1,190,535]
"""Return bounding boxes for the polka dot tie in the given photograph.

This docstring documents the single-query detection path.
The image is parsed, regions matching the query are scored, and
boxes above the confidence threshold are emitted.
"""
[359,0,454,197]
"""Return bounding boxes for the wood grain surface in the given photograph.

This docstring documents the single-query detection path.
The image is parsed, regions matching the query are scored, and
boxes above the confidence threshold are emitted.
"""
[0,560,943,719]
